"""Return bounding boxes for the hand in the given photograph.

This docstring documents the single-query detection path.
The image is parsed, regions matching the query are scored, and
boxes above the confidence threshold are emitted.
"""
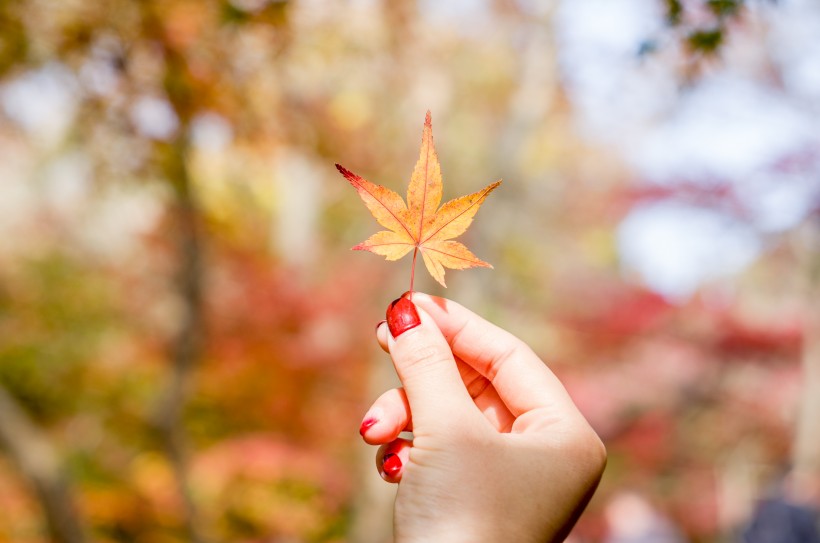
[360,292,606,543]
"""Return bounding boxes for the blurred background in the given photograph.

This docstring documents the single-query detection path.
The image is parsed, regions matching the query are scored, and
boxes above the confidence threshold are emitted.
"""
[1,0,819,541]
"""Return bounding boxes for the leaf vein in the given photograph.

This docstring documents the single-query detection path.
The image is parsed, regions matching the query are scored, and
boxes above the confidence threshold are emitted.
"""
[344,170,415,241]
[420,183,496,244]
[423,245,481,263]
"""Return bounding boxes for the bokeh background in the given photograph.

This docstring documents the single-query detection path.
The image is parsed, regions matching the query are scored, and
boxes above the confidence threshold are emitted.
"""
[1,0,819,541]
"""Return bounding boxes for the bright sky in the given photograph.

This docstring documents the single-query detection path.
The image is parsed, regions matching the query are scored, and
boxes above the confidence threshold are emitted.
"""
[555,0,820,300]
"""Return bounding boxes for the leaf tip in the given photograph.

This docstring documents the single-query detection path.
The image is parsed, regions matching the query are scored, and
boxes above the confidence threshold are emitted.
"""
[336,163,363,189]
[424,110,432,127]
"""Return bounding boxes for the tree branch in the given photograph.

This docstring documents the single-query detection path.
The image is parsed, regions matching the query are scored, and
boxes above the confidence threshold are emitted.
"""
[0,384,87,543]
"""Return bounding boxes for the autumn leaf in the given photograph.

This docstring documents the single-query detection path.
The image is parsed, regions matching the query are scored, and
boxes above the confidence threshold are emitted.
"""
[336,111,501,289]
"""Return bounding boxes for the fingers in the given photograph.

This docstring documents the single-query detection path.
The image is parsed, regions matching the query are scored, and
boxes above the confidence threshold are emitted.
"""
[384,297,478,430]
[376,438,412,483]
[360,382,514,446]
[376,308,514,433]
[376,320,389,352]
[470,380,515,432]
[359,387,412,445]
[410,292,576,418]
[379,319,498,403]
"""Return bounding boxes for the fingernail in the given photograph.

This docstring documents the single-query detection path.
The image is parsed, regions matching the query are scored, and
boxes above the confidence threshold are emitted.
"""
[359,417,378,436]
[375,319,386,332]
[383,453,402,477]
[386,297,420,338]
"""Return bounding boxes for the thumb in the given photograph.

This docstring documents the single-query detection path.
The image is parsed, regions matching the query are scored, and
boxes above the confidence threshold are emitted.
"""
[385,295,476,430]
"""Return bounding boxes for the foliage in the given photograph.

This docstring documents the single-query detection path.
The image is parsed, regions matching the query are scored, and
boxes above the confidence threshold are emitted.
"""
[0,1,815,542]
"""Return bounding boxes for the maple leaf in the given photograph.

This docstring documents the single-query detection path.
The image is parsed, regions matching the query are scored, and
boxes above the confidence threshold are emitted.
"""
[336,111,501,289]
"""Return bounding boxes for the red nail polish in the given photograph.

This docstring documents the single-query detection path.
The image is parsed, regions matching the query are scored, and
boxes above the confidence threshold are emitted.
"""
[375,320,386,332]
[386,297,420,338]
[383,453,402,476]
[359,417,377,436]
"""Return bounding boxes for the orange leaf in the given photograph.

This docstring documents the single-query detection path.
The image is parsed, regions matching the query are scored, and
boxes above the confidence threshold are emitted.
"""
[336,111,501,288]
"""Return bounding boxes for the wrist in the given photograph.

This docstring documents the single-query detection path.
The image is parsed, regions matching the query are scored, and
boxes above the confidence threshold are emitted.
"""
[396,521,546,543]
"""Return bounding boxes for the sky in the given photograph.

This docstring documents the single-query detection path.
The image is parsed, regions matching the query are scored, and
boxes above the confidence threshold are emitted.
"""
[555,0,820,299]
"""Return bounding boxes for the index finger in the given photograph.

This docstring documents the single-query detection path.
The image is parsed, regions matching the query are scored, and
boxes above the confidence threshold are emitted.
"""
[410,292,575,417]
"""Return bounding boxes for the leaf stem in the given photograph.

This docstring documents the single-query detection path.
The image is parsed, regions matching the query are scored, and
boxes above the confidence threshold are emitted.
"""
[409,247,418,295]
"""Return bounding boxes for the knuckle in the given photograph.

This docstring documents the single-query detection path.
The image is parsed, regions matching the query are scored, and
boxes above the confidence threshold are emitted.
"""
[402,344,452,372]
[569,425,608,478]
[464,374,491,399]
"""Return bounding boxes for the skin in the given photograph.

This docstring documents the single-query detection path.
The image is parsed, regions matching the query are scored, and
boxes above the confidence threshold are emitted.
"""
[361,293,607,543]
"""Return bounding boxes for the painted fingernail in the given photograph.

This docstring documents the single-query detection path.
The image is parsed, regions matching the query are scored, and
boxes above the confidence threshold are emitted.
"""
[375,320,386,332]
[386,297,420,338]
[382,453,402,477]
[359,417,378,436]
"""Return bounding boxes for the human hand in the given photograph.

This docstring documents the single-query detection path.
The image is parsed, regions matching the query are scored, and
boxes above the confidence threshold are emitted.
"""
[360,292,606,543]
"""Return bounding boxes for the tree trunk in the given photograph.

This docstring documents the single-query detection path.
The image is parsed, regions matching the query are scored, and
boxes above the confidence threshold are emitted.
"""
[153,134,208,543]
